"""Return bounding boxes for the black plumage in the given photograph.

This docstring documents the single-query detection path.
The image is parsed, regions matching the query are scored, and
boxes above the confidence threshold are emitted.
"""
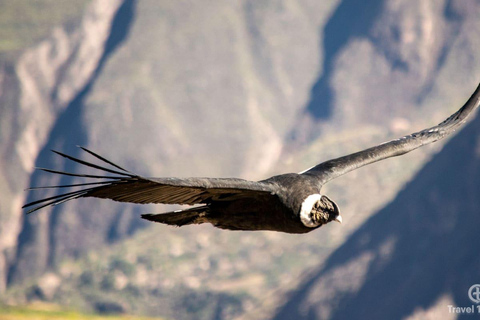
[24,83,480,233]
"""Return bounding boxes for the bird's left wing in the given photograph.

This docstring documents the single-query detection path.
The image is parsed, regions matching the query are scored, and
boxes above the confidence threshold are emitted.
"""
[23,147,277,214]
[303,82,480,184]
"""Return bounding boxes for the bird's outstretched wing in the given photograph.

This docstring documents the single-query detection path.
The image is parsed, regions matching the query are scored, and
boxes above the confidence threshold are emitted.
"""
[303,82,480,184]
[23,147,277,214]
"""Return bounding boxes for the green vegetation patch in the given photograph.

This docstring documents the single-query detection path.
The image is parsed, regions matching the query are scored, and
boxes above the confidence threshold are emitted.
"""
[0,303,165,320]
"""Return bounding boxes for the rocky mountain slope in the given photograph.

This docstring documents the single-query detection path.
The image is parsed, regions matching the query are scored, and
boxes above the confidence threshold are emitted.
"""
[0,0,121,292]
[1,0,480,319]
[272,87,480,320]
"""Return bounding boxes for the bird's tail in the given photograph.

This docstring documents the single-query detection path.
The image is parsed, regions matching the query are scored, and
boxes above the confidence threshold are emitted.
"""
[141,206,209,226]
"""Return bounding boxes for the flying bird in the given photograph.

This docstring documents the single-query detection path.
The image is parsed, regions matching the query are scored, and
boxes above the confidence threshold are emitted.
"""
[24,83,480,234]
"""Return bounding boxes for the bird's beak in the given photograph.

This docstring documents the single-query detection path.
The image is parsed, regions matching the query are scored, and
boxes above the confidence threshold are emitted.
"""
[334,215,343,224]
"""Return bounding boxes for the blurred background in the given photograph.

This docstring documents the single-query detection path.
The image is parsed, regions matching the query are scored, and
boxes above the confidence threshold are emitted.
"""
[1,0,480,319]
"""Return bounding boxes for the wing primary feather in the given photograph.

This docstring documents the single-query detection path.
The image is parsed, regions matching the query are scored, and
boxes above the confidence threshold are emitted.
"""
[51,150,134,177]
[23,188,95,209]
[25,191,89,214]
[26,181,116,190]
[78,146,132,173]
[51,193,88,207]
[36,167,127,180]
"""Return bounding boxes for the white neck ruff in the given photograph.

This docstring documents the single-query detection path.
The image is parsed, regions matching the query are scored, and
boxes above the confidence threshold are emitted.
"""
[299,194,323,227]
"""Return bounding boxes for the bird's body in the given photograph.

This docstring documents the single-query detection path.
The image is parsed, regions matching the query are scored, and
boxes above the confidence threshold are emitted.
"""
[175,173,327,234]
[24,83,480,233]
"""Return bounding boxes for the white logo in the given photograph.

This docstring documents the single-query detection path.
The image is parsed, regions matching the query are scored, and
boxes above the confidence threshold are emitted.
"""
[468,284,480,304]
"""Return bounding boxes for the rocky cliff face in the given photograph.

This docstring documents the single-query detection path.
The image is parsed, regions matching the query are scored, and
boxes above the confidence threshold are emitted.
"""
[0,0,123,291]
[1,0,480,319]
[272,99,480,320]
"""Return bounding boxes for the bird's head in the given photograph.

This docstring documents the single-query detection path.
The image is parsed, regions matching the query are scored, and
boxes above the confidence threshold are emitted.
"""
[299,194,342,228]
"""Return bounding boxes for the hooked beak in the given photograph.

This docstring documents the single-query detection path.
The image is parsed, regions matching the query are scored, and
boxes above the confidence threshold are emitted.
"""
[334,215,343,224]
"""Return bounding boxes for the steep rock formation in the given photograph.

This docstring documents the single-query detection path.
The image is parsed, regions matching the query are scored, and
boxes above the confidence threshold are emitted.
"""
[1,0,123,290]
[273,88,480,320]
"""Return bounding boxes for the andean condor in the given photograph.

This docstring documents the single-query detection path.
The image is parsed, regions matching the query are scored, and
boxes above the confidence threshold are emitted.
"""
[24,83,480,234]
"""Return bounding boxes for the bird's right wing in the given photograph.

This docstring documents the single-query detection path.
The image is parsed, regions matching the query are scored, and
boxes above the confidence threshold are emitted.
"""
[23,147,277,214]
[303,82,480,184]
